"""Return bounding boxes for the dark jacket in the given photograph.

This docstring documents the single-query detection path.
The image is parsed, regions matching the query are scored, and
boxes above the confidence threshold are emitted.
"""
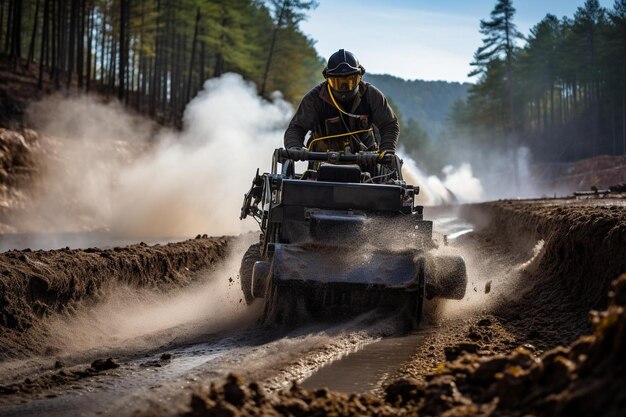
[284,81,399,153]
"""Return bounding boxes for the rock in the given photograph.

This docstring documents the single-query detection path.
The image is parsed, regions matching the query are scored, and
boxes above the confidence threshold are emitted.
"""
[477,318,492,327]
[54,360,64,369]
[314,388,329,398]
[472,356,509,383]
[443,343,478,361]
[610,274,626,307]
[274,398,309,417]
[90,358,119,371]
[160,353,172,360]
[569,336,595,362]
[185,393,211,416]
[468,329,482,341]
[509,347,538,369]
[223,374,246,406]
[485,280,492,294]
[384,377,425,405]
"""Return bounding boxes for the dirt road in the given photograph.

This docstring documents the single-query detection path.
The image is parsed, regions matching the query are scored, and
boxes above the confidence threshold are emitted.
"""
[0,197,624,416]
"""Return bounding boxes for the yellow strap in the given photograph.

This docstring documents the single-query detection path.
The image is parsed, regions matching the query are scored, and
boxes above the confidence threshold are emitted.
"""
[327,83,361,118]
[307,129,374,150]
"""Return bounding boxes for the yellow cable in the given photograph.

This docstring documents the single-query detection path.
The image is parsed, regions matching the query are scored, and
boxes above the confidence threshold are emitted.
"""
[327,83,361,118]
[307,129,373,150]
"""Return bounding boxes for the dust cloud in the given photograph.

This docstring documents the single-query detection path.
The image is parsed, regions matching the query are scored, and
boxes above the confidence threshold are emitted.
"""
[26,74,291,237]
[42,237,262,358]
[112,76,292,237]
[400,152,484,205]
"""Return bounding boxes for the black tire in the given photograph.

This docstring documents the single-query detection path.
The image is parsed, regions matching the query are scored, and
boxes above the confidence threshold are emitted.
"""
[406,257,426,328]
[239,243,262,305]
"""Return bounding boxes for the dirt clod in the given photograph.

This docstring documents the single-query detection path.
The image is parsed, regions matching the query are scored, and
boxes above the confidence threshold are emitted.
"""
[90,358,119,372]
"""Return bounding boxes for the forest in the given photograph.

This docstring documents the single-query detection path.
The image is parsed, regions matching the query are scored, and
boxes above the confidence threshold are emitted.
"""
[0,0,323,125]
[1,0,625,167]
[450,0,626,163]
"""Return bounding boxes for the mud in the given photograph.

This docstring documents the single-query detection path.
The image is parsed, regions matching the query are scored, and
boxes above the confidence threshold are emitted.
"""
[167,199,626,417]
[462,199,626,348]
[0,236,229,359]
[0,128,42,233]
[0,199,624,416]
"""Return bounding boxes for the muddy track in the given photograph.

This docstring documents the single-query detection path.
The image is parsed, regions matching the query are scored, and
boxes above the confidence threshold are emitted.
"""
[0,199,624,416]
[160,199,626,417]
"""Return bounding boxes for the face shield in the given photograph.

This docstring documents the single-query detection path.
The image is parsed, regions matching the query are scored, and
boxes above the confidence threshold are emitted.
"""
[327,74,361,93]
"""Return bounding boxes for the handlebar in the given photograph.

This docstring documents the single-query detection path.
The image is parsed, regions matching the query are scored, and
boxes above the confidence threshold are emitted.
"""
[274,148,394,165]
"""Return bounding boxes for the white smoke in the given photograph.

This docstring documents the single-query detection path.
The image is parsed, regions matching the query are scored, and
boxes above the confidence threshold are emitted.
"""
[111,75,292,237]
[400,153,483,205]
[27,74,291,237]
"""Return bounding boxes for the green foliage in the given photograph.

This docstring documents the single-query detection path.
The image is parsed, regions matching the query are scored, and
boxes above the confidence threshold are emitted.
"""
[470,0,523,77]
[1,0,323,123]
[455,0,626,162]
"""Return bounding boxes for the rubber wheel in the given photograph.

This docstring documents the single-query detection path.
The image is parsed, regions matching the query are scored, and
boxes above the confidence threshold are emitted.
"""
[239,243,262,305]
[407,257,426,328]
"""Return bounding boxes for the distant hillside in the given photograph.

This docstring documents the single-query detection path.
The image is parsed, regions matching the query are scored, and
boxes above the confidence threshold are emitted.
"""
[364,73,470,139]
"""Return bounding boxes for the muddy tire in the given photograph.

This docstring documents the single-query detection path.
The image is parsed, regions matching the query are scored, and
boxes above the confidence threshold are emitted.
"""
[406,257,426,328]
[240,243,262,305]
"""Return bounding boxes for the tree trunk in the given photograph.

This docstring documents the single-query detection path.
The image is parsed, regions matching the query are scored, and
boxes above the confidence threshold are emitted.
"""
[66,0,77,88]
[55,0,65,89]
[199,38,205,90]
[118,0,128,99]
[99,6,105,86]
[38,0,49,89]
[27,0,40,65]
[108,33,116,90]
[77,0,85,88]
[260,0,287,97]
[149,0,160,117]
[50,0,56,77]
[86,3,93,91]
[4,0,12,53]
[622,92,625,155]
[11,0,23,65]
[0,0,5,51]
[186,6,200,103]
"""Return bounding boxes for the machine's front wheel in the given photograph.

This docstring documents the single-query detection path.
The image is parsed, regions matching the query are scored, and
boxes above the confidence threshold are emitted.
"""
[408,257,426,328]
[239,243,262,305]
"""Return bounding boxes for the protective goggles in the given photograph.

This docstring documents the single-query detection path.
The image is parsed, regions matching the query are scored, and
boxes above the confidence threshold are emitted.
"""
[327,74,361,92]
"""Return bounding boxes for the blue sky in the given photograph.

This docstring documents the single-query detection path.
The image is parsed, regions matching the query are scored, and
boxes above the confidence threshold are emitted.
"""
[300,0,616,83]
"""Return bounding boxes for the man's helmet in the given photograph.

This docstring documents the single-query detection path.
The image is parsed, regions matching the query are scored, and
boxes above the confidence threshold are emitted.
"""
[322,49,365,101]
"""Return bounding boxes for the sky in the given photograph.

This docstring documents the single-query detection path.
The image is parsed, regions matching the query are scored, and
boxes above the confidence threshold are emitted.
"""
[300,0,616,83]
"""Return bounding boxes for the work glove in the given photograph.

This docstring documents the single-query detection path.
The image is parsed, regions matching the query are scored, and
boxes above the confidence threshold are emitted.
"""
[285,147,309,161]
[356,152,380,167]
[378,150,395,164]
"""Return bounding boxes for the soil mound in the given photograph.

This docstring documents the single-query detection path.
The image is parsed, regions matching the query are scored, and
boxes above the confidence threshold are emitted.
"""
[0,236,230,359]
[0,128,42,233]
[461,200,626,347]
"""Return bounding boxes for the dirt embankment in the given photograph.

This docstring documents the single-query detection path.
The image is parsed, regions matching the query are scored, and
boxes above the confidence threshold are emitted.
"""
[0,236,230,359]
[167,200,626,417]
[462,200,626,346]
[0,128,42,233]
